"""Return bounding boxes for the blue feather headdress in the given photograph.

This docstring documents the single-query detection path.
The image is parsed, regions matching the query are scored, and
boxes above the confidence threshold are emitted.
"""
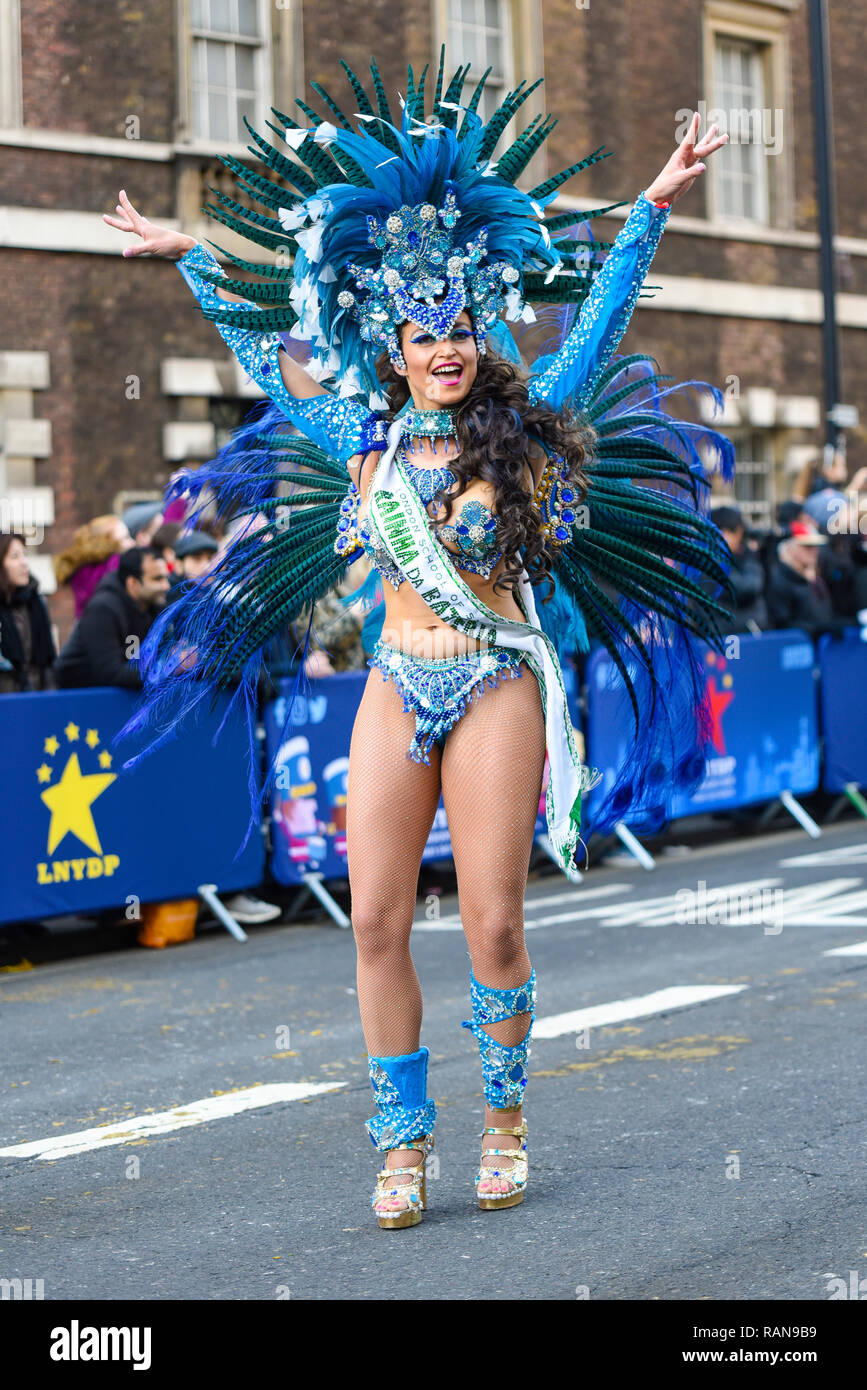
[191,47,620,403]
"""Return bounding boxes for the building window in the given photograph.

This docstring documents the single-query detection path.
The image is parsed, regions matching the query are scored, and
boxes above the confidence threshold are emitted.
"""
[446,0,514,127]
[211,397,249,451]
[0,0,23,128]
[729,429,776,529]
[713,38,771,223]
[189,0,265,143]
[704,3,792,229]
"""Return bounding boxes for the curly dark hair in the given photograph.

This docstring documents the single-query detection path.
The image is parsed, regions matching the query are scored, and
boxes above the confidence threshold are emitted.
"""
[374,345,596,601]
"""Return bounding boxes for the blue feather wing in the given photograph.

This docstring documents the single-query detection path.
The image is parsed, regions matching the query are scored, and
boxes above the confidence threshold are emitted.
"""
[532,352,737,839]
[113,402,361,846]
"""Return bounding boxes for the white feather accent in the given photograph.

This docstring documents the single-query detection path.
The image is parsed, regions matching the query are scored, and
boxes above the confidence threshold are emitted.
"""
[318,261,337,282]
[313,121,338,144]
[337,366,362,397]
[295,223,324,263]
[277,204,310,231]
[300,356,333,382]
[504,287,523,322]
[282,128,314,150]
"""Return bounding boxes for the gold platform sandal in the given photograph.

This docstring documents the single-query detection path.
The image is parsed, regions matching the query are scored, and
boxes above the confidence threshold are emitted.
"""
[371,1134,435,1229]
[365,1046,437,1230]
[476,1118,528,1210]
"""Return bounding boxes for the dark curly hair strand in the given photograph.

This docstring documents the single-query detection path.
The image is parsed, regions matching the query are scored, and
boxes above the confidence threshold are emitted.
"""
[375,347,595,602]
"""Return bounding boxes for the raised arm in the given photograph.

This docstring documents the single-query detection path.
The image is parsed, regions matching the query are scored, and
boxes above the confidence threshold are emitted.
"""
[103,191,387,464]
[527,192,671,412]
[174,240,388,461]
[528,111,728,412]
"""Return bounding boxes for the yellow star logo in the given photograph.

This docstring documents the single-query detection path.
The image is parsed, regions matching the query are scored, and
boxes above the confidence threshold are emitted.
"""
[44,735,59,756]
[98,749,113,769]
[85,728,100,749]
[64,721,80,743]
[40,753,116,856]
[36,763,52,784]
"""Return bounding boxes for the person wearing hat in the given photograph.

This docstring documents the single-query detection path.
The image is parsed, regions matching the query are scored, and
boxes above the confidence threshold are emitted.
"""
[122,501,164,548]
[162,529,220,608]
[175,530,219,577]
[766,518,849,637]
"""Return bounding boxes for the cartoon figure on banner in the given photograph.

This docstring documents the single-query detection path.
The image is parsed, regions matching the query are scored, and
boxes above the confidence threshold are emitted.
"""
[322,757,349,858]
[271,735,327,868]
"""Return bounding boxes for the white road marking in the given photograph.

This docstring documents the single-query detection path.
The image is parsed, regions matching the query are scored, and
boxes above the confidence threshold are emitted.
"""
[823,941,867,956]
[780,844,867,868]
[0,1082,346,1161]
[533,984,748,1038]
[413,883,632,931]
[510,878,867,930]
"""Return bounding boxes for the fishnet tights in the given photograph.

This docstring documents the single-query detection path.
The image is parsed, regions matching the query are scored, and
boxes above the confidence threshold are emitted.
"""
[346,659,546,1057]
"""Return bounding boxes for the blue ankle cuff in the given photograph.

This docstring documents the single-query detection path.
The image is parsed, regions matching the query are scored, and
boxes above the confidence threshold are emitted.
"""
[461,970,536,1108]
[461,969,537,1035]
[366,1046,437,1151]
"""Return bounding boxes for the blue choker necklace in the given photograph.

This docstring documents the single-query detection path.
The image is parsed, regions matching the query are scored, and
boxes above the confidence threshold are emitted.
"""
[400,446,457,504]
[399,406,458,456]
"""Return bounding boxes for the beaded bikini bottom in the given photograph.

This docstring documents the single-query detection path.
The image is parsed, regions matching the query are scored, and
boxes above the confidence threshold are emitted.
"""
[367,638,528,765]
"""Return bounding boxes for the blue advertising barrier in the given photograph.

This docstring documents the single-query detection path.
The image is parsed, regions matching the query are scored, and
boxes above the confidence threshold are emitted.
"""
[816,626,867,792]
[583,629,820,830]
[262,658,582,885]
[0,688,264,925]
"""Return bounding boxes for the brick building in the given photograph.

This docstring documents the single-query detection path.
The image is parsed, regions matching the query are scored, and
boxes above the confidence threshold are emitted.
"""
[1,0,865,643]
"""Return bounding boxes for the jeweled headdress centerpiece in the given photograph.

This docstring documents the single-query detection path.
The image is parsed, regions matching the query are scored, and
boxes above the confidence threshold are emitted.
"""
[336,189,520,369]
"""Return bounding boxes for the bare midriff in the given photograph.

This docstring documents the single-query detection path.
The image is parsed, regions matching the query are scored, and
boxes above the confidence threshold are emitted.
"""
[348,442,544,660]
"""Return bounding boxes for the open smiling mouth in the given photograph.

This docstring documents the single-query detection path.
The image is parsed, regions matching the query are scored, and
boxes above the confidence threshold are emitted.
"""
[431,365,464,381]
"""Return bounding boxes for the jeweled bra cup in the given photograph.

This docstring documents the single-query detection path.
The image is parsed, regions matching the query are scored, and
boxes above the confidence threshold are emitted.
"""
[335,446,506,586]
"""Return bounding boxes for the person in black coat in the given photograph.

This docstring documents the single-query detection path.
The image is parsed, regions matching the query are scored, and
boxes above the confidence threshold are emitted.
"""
[765,521,849,638]
[54,546,170,690]
[0,532,57,693]
[704,505,769,633]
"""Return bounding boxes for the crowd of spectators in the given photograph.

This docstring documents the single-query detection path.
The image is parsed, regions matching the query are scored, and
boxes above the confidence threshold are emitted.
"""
[700,455,867,640]
[3,453,867,702]
[2,447,865,917]
[0,500,292,924]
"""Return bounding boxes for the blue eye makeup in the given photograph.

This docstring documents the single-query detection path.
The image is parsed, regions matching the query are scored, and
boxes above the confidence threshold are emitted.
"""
[410,327,473,344]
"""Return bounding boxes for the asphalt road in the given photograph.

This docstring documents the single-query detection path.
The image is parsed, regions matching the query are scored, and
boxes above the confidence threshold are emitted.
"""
[2,819,866,1301]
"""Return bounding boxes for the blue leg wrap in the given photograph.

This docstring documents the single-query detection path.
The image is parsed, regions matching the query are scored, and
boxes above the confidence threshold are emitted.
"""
[461,969,536,1108]
[365,1045,437,1152]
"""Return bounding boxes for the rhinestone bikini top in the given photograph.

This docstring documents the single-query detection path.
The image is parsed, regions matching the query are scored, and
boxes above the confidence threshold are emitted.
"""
[357,447,505,589]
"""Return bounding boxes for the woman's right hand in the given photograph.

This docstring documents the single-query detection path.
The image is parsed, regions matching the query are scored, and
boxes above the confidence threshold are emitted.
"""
[103,190,197,260]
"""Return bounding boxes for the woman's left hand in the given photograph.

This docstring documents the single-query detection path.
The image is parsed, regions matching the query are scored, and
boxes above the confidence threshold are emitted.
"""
[645,111,729,206]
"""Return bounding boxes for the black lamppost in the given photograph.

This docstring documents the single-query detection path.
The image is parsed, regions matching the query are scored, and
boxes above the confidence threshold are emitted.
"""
[807,0,848,461]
